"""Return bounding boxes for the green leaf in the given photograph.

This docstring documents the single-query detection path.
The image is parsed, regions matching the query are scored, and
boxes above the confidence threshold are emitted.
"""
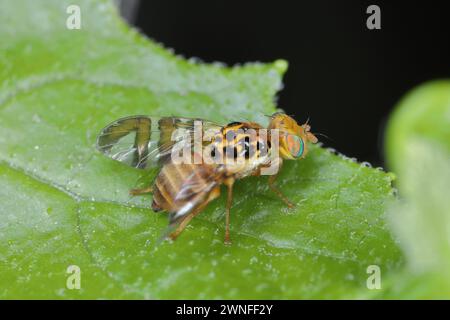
[383,81,450,298]
[386,80,450,172]
[0,0,401,299]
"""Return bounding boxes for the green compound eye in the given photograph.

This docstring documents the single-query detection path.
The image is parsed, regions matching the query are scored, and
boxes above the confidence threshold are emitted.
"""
[286,134,304,158]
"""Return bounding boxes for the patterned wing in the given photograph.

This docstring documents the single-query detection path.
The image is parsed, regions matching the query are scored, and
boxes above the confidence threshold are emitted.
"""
[96,115,223,169]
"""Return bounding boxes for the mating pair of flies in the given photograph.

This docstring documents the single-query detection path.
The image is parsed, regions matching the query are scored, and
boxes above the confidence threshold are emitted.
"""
[96,112,318,244]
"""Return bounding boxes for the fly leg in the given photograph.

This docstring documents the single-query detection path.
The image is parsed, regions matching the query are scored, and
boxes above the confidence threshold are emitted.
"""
[168,201,209,240]
[224,178,234,245]
[169,186,220,240]
[129,186,153,196]
[168,208,202,240]
[268,174,295,208]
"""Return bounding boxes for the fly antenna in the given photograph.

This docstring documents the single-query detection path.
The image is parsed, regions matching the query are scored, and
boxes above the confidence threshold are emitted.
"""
[313,132,332,142]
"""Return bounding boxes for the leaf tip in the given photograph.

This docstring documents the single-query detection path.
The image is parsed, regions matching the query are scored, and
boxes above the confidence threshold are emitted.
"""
[273,59,288,75]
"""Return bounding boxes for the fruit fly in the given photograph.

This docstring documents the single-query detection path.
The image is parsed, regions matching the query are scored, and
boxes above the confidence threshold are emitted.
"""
[96,112,318,244]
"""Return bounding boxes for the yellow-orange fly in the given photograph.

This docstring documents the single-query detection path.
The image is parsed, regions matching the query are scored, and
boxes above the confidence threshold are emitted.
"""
[96,112,318,244]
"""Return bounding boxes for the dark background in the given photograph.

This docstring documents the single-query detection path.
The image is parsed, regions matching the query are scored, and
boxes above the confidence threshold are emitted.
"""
[123,0,450,166]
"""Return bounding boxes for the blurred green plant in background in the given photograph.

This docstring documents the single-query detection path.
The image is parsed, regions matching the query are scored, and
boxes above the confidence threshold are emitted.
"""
[382,81,450,298]
[0,0,448,299]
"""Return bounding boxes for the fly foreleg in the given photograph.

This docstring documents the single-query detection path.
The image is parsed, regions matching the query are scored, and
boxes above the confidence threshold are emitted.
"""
[268,173,295,209]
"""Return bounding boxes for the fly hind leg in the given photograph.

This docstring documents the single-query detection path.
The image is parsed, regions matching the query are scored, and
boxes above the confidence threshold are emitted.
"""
[168,186,221,240]
[129,186,153,196]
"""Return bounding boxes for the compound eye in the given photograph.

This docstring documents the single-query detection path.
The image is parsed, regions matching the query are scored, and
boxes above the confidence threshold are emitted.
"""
[286,134,304,158]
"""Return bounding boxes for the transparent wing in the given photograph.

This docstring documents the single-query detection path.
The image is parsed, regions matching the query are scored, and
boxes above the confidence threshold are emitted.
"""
[96,115,223,169]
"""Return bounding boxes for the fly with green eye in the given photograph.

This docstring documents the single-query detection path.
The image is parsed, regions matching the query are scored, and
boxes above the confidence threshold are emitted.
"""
[96,112,318,244]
